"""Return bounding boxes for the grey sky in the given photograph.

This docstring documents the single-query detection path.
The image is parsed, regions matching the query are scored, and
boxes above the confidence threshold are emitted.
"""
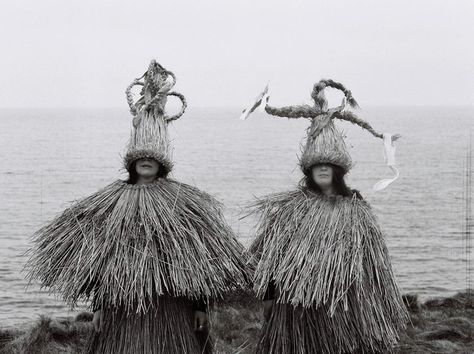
[1,0,473,108]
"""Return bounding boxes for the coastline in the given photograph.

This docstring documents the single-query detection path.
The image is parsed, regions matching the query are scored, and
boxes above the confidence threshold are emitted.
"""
[1,291,472,354]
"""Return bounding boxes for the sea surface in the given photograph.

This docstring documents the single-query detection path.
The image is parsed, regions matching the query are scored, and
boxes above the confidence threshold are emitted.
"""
[0,106,472,328]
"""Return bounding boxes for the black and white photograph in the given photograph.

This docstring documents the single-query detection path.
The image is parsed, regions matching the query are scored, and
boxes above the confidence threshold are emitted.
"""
[0,0,473,353]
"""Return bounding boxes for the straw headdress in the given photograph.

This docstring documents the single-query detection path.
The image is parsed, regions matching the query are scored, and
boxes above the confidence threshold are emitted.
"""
[242,79,391,176]
[124,60,187,174]
[265,79,389,174]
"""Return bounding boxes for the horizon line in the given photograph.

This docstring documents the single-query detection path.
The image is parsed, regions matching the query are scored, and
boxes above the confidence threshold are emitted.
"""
[0,104,474,110]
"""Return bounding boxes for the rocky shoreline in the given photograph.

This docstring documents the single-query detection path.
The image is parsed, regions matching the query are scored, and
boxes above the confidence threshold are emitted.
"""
[1,291,472,353]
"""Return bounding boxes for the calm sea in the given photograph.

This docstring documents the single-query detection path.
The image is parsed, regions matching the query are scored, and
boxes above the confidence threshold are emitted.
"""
[0,106,472,328]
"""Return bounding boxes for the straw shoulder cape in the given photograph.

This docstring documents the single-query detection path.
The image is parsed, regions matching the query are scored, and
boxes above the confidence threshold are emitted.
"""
[249,188,408,350]
[28,178,249,313]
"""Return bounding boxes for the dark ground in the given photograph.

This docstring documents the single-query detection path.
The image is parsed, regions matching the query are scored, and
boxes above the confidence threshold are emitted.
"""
[1,291,472,354]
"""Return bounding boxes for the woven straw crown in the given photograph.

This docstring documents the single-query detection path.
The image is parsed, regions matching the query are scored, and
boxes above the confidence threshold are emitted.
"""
[299,80,354,173]
[124,60,187,173]
[300,118,352,173]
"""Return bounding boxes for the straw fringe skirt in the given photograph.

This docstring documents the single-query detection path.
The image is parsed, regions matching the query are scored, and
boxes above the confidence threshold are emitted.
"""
[250,190,408,353]
[256,296,395,354]
[85,296,212,354]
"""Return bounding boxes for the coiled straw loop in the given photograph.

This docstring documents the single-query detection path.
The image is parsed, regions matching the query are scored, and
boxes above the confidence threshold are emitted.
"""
[124,60,186,122]
[125,78,144,117]
[165,92,187,122]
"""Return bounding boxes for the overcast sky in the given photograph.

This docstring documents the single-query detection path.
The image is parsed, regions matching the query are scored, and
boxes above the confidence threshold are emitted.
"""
[1,0,473,108]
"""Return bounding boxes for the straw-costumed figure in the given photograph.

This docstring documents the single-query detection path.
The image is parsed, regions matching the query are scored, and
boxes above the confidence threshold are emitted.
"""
[27,60,249,354]
[244,80,409,353]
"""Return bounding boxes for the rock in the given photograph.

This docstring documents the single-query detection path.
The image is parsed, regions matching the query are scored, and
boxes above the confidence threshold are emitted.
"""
[437,317,473,341]
[418,326,469,342]
[397,339,463,354]
[422,339,463,354]
[75,312,93,322]
[424,297,463,309]
[453,292,474,309]
[48,319,71,339]
[0,328,20,350]
[403,293,420,313]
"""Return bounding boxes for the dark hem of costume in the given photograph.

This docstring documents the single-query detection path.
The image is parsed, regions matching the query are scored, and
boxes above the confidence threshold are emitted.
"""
[85,296,213,354]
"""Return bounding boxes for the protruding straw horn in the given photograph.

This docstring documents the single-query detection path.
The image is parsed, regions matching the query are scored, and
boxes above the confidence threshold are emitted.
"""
[334,110,384,139]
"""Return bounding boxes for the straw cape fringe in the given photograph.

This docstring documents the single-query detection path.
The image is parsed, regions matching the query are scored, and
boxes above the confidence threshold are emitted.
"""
[27,178,250,313]
[249,189,408,351]
[85,296,211,354]
[257,299,395,354]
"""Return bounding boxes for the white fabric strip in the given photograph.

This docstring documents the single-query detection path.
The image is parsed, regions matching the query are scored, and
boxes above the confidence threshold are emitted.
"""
[239,85,269,120]
[373,133,400,191]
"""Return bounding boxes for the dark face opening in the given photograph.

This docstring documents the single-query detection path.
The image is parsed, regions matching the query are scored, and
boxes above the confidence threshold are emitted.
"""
[127,159,169,184]
[311,164,334,189]
[301,163,353,197]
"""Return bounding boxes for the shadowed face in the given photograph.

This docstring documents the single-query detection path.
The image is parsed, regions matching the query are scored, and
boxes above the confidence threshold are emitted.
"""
[135,158,160,179]
[311,164,334,189]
